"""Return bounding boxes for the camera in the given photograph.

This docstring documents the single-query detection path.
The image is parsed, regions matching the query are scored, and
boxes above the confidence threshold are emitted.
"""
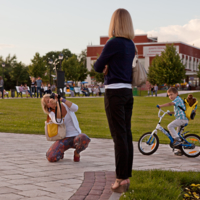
[50,93,55,99]
[50,93,61,99]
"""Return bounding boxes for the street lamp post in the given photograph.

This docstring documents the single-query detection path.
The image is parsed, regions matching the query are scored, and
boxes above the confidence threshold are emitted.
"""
[48,59,53,85]
[58,53,64,70]
[57,53,64,95]
[1,63,5,99]
[2,63,5,81]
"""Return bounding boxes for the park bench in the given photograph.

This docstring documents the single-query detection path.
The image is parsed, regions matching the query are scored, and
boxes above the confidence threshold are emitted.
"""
[0,90,8,98]
[15,86,31,97]
[88,88,93,96]
[99,88,105,96]
[60,87,71,97]
[74,87,84,96]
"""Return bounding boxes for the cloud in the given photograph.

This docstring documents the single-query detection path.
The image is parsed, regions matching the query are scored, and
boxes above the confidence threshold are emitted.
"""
[135,19,200,48]
[0,44,15,50]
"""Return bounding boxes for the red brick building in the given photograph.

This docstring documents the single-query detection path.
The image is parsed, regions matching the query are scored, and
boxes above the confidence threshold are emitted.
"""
[86,35,200,87]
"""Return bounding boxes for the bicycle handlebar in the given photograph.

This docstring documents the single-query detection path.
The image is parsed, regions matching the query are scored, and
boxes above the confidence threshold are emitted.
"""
[157,106,172,118]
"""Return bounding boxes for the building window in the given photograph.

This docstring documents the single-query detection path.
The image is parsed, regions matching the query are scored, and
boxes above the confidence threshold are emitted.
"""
[189,60,191,69]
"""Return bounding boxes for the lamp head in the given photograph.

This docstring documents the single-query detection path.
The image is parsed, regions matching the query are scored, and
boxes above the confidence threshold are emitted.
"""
[59,53,63,60]
[48,59,53,65]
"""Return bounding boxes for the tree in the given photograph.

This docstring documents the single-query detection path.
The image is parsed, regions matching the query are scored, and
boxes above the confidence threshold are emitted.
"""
[78,49,87,68]
[9,62,30,86]
[0,54,18,89]
[77,62,88,82]
[43,49,74,71]
[62,55,80,82]
[88,61,104,83]
[62,55,88,83]
[28,53,47,79]
[147,44,186,85]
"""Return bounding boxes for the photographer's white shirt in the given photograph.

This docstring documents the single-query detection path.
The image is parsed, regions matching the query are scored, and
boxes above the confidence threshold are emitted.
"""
[49,103,81,138]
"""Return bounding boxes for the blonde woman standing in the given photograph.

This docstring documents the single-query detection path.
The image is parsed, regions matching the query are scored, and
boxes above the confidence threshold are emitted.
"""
[94,9,135,193]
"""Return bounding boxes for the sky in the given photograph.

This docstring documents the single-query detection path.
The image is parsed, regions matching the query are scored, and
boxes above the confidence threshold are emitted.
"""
[0,0,200,65]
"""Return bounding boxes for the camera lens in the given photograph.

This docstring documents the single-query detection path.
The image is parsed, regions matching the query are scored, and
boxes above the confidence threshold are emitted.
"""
[50,93,55,99]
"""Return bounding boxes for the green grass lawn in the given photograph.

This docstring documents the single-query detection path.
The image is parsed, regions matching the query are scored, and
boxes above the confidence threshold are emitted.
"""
[0,92,199,144]
[120,170,200,200]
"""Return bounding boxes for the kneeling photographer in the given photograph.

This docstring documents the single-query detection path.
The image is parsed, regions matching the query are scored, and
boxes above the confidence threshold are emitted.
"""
[41,93,90,162]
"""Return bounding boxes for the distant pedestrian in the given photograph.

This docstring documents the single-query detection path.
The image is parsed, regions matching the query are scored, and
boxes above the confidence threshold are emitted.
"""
[154,84,158,97]
[0,76,4,99]
[147,85,151,96]
[36,77,43,98]
[44,84,52,94]
[151,85,154,96]
[30,77,36,96]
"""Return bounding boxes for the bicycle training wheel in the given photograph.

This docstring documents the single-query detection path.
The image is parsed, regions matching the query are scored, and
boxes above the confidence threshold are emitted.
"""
[181,134,200,158]
[138,132,159,155]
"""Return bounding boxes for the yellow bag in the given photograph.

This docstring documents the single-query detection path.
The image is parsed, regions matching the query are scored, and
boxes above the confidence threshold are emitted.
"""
[184,99,198,120]
[47,123,58,138]
[45,120,66,141]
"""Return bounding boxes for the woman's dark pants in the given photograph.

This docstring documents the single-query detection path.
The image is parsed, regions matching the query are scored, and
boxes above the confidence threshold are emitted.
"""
[104,88,133,180]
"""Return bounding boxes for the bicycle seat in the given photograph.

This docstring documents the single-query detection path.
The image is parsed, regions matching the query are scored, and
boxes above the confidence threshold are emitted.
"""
[180,124,188,132]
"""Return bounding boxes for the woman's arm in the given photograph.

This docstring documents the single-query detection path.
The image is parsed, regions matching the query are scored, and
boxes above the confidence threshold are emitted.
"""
[61,97,78,112]
[94,39,118,73]
[158,102,174,108]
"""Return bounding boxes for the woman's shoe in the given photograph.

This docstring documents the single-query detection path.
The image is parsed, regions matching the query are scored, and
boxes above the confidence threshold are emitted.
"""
[111,179,128,193]
[74,155,80,162]
[74,151,80,162]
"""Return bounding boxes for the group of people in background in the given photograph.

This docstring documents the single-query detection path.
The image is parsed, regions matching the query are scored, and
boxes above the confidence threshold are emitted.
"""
[148,84,158,97]
[80,84,104,96]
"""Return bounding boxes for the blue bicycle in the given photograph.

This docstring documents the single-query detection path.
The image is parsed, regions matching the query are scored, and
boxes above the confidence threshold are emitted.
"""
[138,108,200,157]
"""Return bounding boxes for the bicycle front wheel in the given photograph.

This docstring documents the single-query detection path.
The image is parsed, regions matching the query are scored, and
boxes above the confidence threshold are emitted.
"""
[138,132,159,155]
[181,134,200,158]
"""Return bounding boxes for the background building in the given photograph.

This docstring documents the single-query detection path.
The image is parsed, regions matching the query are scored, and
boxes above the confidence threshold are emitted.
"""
[86,35,200,87]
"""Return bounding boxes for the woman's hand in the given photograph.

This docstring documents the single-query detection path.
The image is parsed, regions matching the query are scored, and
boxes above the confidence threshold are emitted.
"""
[49,98,57,109]
[103,65,108,75]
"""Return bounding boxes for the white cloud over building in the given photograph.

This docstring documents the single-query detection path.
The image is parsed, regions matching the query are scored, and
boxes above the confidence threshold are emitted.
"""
[135,19,200,48]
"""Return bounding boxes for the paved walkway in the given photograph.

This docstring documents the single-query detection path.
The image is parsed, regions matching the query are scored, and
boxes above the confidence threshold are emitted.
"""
[0,133,200,200]
[152,90,200,97]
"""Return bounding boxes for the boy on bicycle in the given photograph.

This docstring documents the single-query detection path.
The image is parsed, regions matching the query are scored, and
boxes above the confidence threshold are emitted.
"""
[157,87,188,156]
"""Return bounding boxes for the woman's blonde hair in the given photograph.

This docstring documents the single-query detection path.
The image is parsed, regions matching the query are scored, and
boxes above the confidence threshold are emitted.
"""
[41,94,51,114]
[108,8,134,40]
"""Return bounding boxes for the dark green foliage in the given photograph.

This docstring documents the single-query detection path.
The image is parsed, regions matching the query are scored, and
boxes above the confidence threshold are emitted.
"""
[28,52,47,79]
[88,60,104,83]
[148,44,186,85]
[0,54,22,89]
[43,49,73,71]
[62,55,88,83]
[9,62,30,86]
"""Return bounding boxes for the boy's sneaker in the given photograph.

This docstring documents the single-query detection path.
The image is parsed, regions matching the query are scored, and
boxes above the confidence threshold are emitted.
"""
[173,138,182,147]
[174,151,183,156]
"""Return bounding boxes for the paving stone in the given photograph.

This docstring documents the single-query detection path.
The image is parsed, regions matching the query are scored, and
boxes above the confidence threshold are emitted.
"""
[17,189,52,198]
[69,195,86,200]
[85,195,100,200]
[89,189,103,195]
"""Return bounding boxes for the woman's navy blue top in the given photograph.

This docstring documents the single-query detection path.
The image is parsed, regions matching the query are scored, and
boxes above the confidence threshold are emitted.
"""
[94,37,135,85]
